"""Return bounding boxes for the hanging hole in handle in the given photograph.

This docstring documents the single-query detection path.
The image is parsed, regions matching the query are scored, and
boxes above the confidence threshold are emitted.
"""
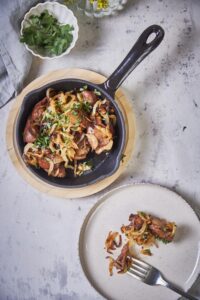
[146,32,157,44]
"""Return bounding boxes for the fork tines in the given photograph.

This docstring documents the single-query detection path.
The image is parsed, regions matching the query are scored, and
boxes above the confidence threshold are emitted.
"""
[128,258,151,281]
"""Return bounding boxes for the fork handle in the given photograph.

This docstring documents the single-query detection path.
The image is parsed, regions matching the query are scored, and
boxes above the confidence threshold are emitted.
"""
[165,281,198,300]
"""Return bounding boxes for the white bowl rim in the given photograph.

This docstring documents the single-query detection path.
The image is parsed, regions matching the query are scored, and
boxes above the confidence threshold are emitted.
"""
[20,1,79,60]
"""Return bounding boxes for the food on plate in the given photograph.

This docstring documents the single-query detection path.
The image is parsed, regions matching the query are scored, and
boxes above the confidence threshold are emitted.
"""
[20,10,74,56]
[23,86,116,177]
[121,212,176,245]
[105,231,122,254]
[106,243,132,276]
[105,212,177,275]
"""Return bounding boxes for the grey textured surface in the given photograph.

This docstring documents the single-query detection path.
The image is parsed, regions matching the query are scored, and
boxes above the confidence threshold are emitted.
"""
[0,0,200,299]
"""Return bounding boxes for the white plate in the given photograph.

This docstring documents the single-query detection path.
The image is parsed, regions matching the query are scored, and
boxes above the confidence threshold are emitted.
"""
[79,184,200,300]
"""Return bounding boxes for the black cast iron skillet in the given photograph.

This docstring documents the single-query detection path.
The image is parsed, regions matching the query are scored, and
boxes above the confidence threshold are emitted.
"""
[15,25,164,188]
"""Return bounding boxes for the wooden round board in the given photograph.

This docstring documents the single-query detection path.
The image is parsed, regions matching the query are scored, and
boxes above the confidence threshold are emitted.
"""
[6,69,136,198]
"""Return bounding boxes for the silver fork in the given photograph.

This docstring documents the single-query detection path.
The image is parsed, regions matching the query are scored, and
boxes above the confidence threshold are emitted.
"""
[128,257,198,300]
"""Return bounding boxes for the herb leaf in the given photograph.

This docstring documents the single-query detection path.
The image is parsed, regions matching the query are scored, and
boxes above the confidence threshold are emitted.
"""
[34,135,50,148]
[20,10,74,56]
[82,102,92,113]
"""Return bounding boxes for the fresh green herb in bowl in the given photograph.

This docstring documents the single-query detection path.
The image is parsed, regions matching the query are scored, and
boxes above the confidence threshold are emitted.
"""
[20,2,79,59]
[20,10,74,56]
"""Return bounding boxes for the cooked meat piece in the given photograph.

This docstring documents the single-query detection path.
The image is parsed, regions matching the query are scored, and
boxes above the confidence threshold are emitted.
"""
[129,214,144,231]
[73,132,84,145]
[23,117,39,143]
[113,243,131,273]
[74,138,90,160]
[80,114,91,129]
[121,214,145,233]
[38,158,66,178]
[31,97,48,122]
[38,157,50,170]
[82,90,97,104]
[23,97,48,143]
[74,148,90,160]
[109,123,115,136]
[149,217,174,242]
[51,164,66,177]
[94,115,105,127]
[98,106,107,115]
[46,154,63,164]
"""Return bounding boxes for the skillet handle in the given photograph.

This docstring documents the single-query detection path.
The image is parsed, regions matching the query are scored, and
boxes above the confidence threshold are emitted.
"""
[100,25,164,95]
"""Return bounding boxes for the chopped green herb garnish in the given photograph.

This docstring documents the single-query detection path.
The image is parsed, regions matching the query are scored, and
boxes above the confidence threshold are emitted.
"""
[34,135,50,148]
[72,111,78,116]
[45,122,52,129]
[94,89,101,96]
[20,10,74,56]
[72,102,81,110]
[139,211,147,218]
[156,237,171,244]
[79,85,88,92]
[85,160,93,168]
[64,115,69,123]
[82,102,92,113]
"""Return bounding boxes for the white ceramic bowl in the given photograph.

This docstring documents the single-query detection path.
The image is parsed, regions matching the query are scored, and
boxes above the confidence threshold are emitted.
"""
[20,2,79,59]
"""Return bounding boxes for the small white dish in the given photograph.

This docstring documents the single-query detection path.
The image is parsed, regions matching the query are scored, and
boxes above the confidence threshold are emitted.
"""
[20,2,79,60]
[79,184,200,300]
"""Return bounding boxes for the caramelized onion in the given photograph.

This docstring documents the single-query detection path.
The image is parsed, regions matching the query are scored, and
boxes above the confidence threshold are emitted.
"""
[105,231,122,254]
